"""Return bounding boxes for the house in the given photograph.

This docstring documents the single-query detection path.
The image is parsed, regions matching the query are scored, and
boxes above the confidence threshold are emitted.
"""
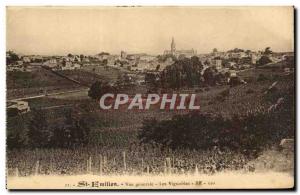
[22,56,31,63]
[107,55,118,66]
[60,61,82,70]
[239,64,251,69]
[16,60,23,66]
[7,65,23,72]
[224,61,237,69]
[227,51,247,59]
[43,58,58,68]
[61,61,73,70]
[73,63,81,69]
[139,55,157,62]
[121,51,127,59]
[31,55,44,63]
[95,52,110,61]
[131,64,146,72]
[74,55,81,62]
[250,53,260,64]
[82,57,90,62]
[7,100,30,113]
[211,59,222,70]
[126,55,136,61]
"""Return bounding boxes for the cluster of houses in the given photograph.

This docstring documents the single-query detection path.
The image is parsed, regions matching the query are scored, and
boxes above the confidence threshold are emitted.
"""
[200,48,288,70]
[198,47,294,79]
[94,51,166,72]
[7,38,293,76]
[6,51,172,73]
[6,54,87,72]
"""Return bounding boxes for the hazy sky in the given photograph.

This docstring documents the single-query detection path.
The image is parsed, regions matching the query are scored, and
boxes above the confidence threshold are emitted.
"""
[7,6,294,55]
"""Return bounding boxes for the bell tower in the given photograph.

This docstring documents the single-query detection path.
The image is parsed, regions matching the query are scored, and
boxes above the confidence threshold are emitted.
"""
[171,37,176,55]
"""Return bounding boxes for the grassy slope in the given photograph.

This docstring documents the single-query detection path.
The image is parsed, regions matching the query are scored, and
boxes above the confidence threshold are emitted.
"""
[7,66,123,99]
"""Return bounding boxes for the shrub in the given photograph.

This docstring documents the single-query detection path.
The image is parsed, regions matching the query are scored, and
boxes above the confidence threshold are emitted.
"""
[195,88,203,93]
[229,77,242,87]
[139,95,294,152]
[220,89,230,97]
[8,109,92,149]
[257,74,268,82]
[246,89,255,94]
[7,108,19,117]
[27,110,50,148]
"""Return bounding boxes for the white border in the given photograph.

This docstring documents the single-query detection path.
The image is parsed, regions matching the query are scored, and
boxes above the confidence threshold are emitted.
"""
[0,0,298,194]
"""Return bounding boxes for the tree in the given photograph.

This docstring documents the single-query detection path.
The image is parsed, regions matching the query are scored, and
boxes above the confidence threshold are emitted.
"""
[161,57,203,89]
[263,47,272,55]
[139,99,294,152]
[7,108,19,117]
[115,74,125,88]
[102,59,108,66]
[70,118,90,146]
[50,109,91,148]
[257,56,272,66]
[157,54,176,62]
[191,56,202,68]
[178,54,186,60]
[245,50,252,55]
[27,110,50,148]
[80,54,84,60]
[155,64,160,71]
[88,81,116,100]
[203,67,216,86]
[228,48,244,53]
[98,52,110,56]
[7,115,28,149]
[229,76,242,87]
[51,125,69,148]
[6,50,20,65]
[145,73,159,90]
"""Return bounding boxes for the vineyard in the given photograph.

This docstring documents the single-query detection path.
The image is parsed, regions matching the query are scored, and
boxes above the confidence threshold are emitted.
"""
[6,145,294,177]
[6,69,295,177]
[7,146,256,176]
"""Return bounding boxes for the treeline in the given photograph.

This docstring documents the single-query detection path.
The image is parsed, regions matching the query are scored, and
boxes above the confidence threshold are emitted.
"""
[160,56,203,89]
[145,56,232,90]
[138,86,294,153]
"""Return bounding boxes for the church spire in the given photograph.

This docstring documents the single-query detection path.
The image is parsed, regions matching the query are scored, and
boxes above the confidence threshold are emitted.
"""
[171,37,176,54]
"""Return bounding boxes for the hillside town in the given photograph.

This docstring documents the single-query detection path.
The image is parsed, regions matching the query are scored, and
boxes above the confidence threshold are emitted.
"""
[6,38,294,110]
[6,37,294,114]
[6,37,294,83]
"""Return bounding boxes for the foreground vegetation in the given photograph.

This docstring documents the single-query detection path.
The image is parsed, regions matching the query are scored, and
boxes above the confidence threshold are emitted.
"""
[6,64,295,176]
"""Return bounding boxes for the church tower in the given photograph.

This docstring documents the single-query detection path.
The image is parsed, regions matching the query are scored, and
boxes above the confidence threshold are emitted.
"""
[171,37,176,55]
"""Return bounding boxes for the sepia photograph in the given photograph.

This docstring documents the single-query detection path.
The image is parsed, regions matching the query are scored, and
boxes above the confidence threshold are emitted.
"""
[5,6,295,190]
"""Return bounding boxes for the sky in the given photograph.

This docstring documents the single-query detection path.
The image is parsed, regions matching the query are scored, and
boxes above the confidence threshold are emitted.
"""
[7,6,294,55]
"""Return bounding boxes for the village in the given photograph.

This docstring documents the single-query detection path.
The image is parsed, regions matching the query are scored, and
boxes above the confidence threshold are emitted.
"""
[6,37,294,113]
[7,38,292,74]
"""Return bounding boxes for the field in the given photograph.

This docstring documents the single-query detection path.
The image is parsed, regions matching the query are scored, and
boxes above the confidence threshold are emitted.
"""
[7,65,122,99]
[82,65,124,82]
